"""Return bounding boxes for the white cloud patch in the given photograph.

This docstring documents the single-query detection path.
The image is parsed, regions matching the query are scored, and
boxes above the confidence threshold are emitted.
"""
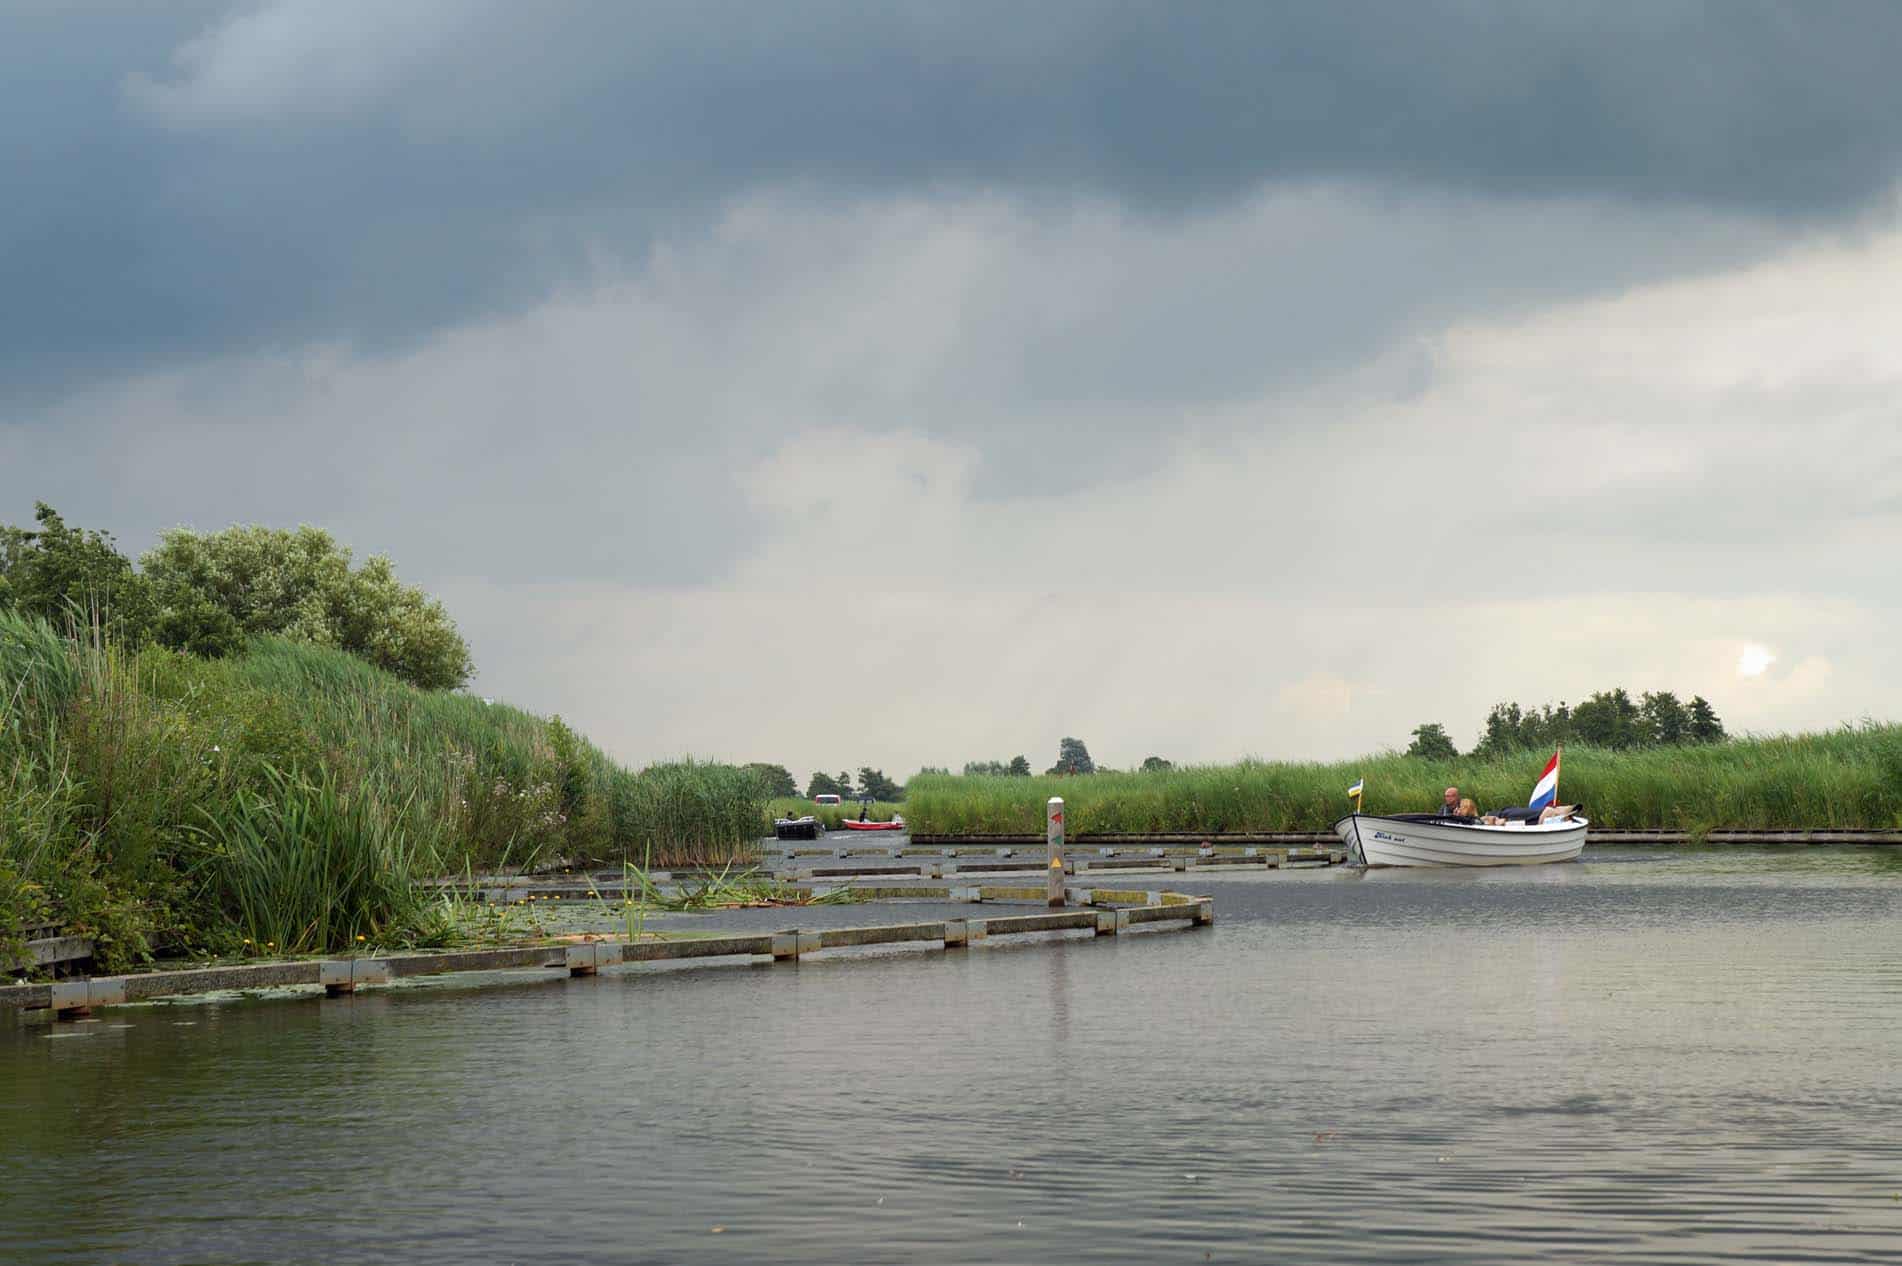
[124,0,501,130]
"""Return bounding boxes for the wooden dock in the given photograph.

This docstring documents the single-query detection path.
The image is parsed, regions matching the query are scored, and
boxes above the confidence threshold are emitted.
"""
[3,888,1212,1023]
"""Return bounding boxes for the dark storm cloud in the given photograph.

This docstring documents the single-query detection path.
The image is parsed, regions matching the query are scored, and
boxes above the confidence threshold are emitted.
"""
[4,0,1902,404]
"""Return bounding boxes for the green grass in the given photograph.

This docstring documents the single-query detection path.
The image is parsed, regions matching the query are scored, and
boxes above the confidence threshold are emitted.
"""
[0,611,768,966]
[769,797,904,829]
[904,726,1902,835]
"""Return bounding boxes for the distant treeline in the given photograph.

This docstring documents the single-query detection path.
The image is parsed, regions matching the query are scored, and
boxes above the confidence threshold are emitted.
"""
[1408,689,1725,761]
[742,764,905,801]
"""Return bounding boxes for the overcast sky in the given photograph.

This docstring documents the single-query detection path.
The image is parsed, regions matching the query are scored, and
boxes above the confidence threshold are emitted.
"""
[6,1,1901,781]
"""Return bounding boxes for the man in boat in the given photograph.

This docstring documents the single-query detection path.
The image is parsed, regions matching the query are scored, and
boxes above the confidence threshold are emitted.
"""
[1436,787,1471,819]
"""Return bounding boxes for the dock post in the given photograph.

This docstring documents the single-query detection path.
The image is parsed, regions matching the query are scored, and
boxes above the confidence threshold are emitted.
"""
[1047,797,1066,907]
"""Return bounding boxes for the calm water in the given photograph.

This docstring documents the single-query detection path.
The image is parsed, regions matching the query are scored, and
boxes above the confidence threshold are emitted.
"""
[7,847,1902,1264]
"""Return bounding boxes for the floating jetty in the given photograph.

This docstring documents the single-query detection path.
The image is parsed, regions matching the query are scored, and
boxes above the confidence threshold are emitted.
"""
[4,886,1212,1024]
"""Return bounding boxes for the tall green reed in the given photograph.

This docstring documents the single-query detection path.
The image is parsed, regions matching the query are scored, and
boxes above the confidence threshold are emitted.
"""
[191,766,435,954]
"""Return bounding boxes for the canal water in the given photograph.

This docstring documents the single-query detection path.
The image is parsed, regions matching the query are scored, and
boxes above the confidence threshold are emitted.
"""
[6,847,1902,1263]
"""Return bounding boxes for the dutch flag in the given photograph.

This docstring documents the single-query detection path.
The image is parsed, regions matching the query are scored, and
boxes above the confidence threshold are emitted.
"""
[1528,749,1561,810]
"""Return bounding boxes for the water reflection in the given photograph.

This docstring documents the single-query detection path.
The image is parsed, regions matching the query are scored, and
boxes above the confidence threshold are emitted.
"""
[6,847,1902,1263]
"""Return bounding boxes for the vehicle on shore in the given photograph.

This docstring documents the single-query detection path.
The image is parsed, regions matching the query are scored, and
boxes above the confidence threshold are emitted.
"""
[1333,812,1587,867]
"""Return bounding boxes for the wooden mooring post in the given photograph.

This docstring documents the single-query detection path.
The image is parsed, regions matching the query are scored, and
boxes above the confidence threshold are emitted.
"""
[1047,796,1066,907]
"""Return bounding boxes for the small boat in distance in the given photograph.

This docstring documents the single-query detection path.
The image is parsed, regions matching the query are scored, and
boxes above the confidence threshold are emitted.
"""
[840,816,905,832]
[1333,812,1587,867]
[773,815,821,841]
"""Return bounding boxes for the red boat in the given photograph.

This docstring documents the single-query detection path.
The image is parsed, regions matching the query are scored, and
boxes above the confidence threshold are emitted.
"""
[840,816,905,831]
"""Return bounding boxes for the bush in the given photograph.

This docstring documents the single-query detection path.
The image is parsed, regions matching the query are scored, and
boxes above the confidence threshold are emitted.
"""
[141,524,473,690]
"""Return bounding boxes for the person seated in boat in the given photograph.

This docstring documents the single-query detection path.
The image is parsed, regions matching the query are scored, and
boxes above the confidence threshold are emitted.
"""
[1435,787,1479,823]
[1482,803,1581,826]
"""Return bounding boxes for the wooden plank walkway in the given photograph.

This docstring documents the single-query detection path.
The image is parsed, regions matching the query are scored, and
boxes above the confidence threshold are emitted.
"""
[3,889,1213,1021]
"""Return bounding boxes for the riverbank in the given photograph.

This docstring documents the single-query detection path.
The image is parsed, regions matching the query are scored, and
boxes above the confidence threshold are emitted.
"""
[904,725,1902,835]
[0,613,766,970]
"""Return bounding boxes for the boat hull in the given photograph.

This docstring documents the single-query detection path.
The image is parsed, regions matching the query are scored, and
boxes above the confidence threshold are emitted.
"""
[840,818,904,832]
[1334,814,1587,867]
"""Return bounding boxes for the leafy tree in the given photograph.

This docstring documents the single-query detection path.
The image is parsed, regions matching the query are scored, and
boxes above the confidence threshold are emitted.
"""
[1140,755,1175,773]
[0,503,151,640]
[1572,688,1643,750]
[1405,723,1459,761]
[805,771,847,799]
[1046,736,1095,776]
[140,524,472,689]
[1640,691,1687,746]
[914,765,949,778]
[1687,695,1726,743]
[857,767,903,801]
[964,755,1034,776]
[742,763,797,798]
[835,770,855,797]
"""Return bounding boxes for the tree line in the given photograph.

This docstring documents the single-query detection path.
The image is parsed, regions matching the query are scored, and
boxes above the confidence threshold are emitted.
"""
[0,503,471,690]
[1407,689,1726,760]
[740,763,905,801]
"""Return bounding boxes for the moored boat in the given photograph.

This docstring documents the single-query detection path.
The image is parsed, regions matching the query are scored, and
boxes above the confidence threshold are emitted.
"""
[840,816,905,832]
[773,815,820,841]
[1333,813,1587,867]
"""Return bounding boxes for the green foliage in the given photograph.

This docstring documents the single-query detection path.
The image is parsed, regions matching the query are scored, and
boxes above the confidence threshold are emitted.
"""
[611,760,771,865]
[141,524,473,689]
[905,723,1902,836]
[1688,695,1725,743]
[0,503,151,643]
[1046,736,1095,776]
[856,766,903,801]
[742,762,798,798]
[806,770,850,799]
[1140,755,1175,773]
[0,613,766,963]
[1472,688,1726,756]
[191,766,434,954]
[546,715,610,859]
[963,756,1032,777]
[1406,723,1459,761]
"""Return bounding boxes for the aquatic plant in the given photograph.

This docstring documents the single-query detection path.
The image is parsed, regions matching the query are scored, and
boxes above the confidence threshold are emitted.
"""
[190,766,435,954]
[0,611,768,963]
[904,724,1902,835]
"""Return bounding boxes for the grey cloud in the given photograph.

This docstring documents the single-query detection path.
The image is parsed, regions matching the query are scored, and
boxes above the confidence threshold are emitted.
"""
[7,1,1902,404]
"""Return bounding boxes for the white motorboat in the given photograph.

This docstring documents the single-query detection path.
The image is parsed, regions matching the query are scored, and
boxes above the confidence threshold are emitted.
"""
[1333,812,1588,867]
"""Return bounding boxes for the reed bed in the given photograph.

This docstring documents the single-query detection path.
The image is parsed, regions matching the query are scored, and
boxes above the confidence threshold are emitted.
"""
[904,727,1902,836]
[0,612,767,965]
